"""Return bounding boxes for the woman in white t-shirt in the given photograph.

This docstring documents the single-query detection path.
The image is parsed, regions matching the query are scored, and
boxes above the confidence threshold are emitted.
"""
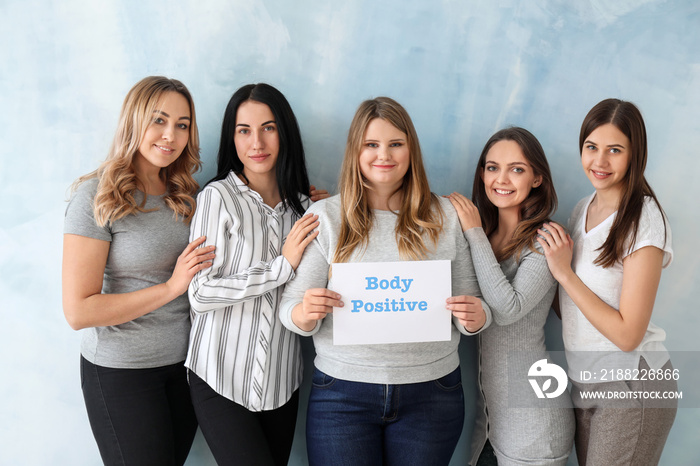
[537,98,677,466]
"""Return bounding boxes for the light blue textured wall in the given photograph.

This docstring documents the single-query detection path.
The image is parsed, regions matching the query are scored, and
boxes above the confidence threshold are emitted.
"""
[1,1,698,464]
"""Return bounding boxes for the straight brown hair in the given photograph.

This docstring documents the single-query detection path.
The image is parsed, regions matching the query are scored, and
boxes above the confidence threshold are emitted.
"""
[579,98,666,267]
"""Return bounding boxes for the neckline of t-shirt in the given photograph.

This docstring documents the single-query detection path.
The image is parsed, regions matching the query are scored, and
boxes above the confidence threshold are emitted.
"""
[139,190,166,199]
[373,208,400,215]
[582,193,616,236]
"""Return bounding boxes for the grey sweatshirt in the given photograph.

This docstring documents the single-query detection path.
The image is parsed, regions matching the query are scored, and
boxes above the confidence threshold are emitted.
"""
[279,195,491,384]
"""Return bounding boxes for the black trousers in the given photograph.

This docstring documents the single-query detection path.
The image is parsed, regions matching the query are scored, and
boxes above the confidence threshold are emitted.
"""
[80,356,197,466]
[188,370,299,466]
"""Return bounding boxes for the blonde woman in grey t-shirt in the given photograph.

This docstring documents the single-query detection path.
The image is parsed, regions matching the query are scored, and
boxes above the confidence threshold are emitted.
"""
[62,76,215,465]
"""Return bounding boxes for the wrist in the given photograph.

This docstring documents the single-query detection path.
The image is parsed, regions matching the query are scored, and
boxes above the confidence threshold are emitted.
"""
[291,304,314,332]
[468,323,484,333]
[162,280,182,301]
[554,268,577,287]
[281,252,297,270]
[297,320,315,332]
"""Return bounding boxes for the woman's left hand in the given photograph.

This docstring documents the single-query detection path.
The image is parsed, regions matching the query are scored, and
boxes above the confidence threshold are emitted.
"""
[310,185,330,202]
[446,295,486,332]
[447,192,482,231]
[536,222,574,282]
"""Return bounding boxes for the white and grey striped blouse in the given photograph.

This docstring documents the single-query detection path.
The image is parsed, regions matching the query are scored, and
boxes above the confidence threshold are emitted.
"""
[185,171,310,412]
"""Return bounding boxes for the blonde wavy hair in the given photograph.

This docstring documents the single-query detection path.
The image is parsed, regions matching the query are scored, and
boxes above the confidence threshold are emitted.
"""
[72,76,201,226]
[333,97,443,263]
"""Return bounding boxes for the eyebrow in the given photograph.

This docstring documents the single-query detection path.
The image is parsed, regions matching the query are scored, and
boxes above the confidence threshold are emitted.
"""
[153,110,190,121]
[364,138,406,142]
[485,160,529,166]
[236,120,276,126]
[584,139,625,149]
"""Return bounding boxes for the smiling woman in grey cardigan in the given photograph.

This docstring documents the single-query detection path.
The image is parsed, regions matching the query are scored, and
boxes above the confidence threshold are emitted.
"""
[448,127,574,466]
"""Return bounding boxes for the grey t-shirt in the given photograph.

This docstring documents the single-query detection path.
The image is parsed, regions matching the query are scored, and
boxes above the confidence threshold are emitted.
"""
[64,178,191,368]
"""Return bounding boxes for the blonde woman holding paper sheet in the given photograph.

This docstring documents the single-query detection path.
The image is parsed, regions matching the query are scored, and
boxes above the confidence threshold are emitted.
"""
[280,97,491,465]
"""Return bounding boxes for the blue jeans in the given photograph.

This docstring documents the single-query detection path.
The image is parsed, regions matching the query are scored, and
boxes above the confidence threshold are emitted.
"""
[306,367,465,466]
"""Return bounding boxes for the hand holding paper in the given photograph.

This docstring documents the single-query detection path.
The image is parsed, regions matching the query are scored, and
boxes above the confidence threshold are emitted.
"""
[292,288,343,332]
[446,295,486,333]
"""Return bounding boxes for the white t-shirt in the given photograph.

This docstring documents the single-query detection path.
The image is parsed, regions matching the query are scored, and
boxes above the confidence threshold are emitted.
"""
[560,194,672,382]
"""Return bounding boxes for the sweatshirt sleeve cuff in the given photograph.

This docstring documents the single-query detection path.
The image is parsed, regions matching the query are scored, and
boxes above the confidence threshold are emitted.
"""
[279,299,321,337]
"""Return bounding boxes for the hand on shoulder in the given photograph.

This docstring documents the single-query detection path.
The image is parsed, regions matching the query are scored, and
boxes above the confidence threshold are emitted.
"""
[446,192,482,232]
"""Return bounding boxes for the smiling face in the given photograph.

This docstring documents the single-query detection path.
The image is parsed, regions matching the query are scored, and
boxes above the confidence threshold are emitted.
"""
[136,91,191,173]
[581,123,631,197]
[234,100,280,181]
[358,118,410,193]
[481,140,542,214]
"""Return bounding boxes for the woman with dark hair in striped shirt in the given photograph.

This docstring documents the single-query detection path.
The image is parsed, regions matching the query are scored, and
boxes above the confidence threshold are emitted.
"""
[185,83,327,465]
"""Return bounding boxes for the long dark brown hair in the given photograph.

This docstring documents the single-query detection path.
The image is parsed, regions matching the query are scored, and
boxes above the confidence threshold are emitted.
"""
[472,127,557,262]
[580,98,666,267]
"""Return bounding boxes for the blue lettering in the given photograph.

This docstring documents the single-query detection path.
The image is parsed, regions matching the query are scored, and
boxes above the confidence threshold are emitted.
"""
[348,298,429,314]
[390,276,400,290]
[364,276,415,293]
[365,277,378,290]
